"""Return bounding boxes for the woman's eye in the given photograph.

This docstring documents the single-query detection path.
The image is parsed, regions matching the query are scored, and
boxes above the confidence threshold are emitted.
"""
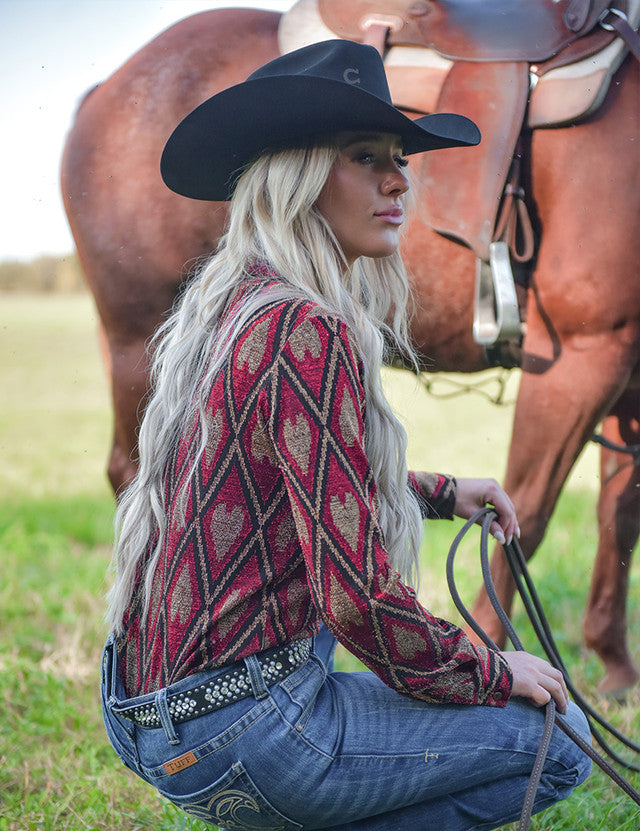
[352,149,408,167]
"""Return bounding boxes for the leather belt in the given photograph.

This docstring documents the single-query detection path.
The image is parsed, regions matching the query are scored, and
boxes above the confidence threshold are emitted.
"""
[117,639,311,728]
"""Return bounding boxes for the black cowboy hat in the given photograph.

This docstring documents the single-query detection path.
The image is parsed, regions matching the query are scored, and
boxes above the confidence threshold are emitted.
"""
[161,39,480,201]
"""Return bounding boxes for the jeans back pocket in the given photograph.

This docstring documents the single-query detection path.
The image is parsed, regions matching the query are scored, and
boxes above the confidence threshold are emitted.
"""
[159,760,302,830]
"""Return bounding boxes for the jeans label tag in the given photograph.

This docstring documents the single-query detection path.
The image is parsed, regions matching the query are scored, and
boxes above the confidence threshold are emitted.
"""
[164,750,198,775]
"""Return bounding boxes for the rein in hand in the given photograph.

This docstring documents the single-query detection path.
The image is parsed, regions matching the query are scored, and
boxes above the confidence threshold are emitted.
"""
[446,507,640,831]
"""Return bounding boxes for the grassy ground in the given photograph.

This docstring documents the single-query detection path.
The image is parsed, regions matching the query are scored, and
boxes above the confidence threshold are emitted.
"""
[0,293,638,830]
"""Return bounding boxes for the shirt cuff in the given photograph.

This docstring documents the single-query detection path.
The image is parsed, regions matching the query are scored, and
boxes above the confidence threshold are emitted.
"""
[409,472,457,520]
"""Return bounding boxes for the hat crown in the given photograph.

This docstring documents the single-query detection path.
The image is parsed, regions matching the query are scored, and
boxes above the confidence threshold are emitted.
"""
[247,40,392,104]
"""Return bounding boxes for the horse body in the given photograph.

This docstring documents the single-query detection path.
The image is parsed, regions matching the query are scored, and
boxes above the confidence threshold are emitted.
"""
[61,6,640,693]
[62,9,280,488]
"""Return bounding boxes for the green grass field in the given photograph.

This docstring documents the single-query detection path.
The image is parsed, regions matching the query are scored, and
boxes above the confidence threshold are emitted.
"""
[1,293,638,830]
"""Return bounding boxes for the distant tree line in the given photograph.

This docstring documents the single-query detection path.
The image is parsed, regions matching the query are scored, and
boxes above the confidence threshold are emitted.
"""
[0,252,86,293]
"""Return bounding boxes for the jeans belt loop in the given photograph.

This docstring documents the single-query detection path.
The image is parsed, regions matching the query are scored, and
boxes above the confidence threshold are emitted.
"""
[244,653,270,700]
[155,688,181,745]
[108,638,118,698]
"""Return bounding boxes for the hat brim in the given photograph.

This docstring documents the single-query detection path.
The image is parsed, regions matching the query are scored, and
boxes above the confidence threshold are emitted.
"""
[161,75,480,201]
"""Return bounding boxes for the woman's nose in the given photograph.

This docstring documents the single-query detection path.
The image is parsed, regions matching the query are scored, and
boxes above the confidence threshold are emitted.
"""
[381,168,409,196]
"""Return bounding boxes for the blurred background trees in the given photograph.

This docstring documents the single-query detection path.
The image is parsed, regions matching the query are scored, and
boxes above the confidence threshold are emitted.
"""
[0,252,84,292]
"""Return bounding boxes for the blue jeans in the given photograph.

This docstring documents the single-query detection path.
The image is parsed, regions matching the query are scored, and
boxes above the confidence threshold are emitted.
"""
[101,627,591,830]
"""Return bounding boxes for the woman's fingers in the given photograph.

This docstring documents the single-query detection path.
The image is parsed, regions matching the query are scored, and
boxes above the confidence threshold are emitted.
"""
[482,480,519,544]
[454,478,521,544]
[500,651,569,713]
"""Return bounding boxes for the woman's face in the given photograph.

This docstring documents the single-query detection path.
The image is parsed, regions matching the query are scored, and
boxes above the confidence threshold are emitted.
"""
[316,132,410,266]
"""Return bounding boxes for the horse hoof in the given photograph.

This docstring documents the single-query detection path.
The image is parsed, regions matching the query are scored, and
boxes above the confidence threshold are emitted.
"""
[598,685,630,704]
[596,667,640,701]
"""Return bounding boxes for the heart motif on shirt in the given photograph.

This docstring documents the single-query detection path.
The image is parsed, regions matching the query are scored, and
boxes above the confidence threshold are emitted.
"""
[169,562,193,625]
[251,414,276,464]
[210,503,245,560]
[329,573,364,626]
[275,514,296,551]
[283,414,312,474]
[338,390,358,447]
[285,577,308,625]
[148,561,163,615]
[236,317,270,373]
[291,501,309,544]
[288,319,322,362]
[392,624,428,660]
[216,589,247,638]
[204,408,224,467]
[330,492,360,552]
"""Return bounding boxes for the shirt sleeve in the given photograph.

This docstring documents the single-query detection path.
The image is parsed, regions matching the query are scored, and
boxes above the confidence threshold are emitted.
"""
[263,309,512,706]
[408,471,457,519]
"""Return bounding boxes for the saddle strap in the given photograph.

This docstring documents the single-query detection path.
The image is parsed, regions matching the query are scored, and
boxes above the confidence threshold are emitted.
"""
[494,139,535,264]
[600,6,640,60]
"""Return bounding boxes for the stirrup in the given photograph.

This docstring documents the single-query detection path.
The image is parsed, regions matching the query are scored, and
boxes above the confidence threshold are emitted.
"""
[473,241,523,346]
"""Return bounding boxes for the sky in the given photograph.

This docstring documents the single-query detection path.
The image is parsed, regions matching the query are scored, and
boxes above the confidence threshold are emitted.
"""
[0,0,295,262]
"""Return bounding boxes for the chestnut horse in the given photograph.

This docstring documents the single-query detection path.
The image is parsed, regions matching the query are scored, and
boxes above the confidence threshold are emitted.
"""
[61,7,640,694]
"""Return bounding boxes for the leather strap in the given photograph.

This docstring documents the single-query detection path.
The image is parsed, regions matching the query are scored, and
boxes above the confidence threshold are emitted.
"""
[600,7,640,60]
[494,139,535,264]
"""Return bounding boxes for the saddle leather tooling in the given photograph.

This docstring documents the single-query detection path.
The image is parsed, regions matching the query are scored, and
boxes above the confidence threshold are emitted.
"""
[280,0,640,355]
[319,0,615,61]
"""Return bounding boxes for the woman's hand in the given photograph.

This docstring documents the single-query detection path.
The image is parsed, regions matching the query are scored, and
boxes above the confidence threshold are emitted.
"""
[453,477,520,546]
[501,651,569,713]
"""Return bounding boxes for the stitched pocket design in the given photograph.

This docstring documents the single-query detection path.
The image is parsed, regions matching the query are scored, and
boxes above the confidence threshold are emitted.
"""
[160,760,302,829]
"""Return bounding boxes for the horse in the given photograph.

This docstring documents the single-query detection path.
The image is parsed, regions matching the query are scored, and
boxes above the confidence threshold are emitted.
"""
[60,3,640,695]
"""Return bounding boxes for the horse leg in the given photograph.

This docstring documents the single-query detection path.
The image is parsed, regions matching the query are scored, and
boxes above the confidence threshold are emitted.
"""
[470,307,636,652]
[583,388,640,695]
[96,319,112,380]
[106,334,153,493]
[79,258,179,493]
[95,317,140,491]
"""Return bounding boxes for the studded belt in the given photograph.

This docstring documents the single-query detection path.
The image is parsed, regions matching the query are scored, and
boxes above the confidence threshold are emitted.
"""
[117,639,311,729]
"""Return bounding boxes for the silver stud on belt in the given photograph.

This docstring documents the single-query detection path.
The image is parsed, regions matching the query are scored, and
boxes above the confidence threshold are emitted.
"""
[118,639,311,728]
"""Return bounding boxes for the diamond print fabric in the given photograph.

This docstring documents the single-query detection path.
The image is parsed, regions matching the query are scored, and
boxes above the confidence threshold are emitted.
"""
[117,273,511,707]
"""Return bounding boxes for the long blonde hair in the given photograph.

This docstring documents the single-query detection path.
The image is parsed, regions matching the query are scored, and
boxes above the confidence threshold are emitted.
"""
[107,142,424,636]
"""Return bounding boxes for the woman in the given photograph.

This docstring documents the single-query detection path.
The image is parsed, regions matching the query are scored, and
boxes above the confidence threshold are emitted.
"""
[101,39,591,830]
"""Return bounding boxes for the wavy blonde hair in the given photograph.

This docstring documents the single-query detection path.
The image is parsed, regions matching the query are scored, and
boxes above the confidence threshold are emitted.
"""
[107,142,424,636]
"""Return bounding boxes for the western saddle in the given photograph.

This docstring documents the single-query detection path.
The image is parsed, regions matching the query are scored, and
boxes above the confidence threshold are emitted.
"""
[280,0,640,357]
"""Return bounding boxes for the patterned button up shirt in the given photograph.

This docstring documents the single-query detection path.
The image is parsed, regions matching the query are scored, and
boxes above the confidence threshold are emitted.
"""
[117,270,512,707]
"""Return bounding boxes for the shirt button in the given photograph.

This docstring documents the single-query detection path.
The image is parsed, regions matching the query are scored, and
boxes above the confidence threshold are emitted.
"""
[492,691,503,701]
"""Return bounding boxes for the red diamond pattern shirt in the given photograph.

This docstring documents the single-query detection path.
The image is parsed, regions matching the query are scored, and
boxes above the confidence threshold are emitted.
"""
[117,271,512,707]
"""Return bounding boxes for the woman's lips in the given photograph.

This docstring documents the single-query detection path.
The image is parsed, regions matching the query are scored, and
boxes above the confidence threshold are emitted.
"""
[374,207,403,225]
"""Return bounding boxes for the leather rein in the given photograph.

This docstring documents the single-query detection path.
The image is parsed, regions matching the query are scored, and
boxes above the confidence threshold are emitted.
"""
[447,508,640,830]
